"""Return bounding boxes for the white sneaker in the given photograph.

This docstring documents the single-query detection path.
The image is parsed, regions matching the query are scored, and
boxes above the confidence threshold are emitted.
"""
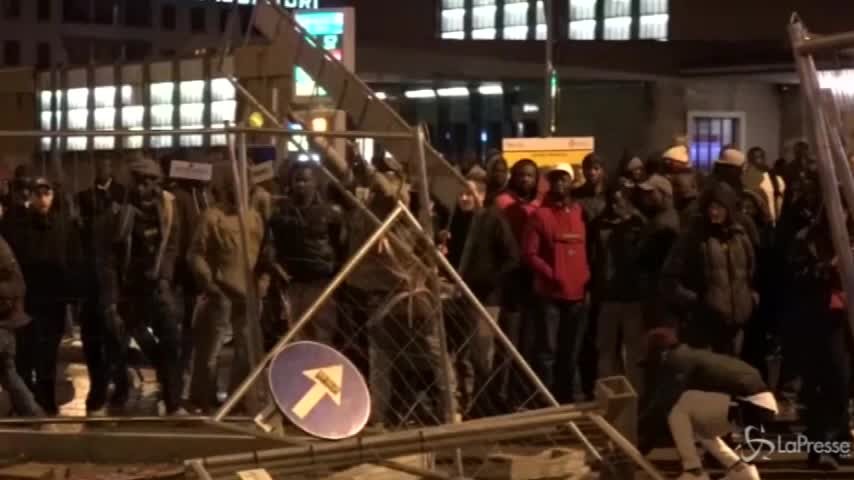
[88,407,108,417]
[677,472,710,480]
[723,464,760,480]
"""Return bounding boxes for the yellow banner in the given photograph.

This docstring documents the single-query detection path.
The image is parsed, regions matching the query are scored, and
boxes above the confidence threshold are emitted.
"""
[502,137,595,168]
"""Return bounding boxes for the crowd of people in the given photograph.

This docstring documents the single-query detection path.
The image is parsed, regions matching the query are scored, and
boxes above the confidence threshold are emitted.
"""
[0,136,847,478]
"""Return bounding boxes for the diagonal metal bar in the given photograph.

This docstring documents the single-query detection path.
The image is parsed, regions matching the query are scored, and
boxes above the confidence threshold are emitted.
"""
[789,18,854,351]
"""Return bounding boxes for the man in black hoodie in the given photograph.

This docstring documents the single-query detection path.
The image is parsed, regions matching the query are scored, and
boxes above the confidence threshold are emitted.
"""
[4,177,81,414]
[76,156,129,414]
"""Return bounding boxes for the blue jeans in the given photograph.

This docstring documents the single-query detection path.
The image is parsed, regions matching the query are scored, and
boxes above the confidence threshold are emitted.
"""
[533,298,588,404]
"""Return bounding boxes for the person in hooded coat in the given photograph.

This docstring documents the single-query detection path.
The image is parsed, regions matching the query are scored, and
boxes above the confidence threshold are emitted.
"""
[662,182,756,356]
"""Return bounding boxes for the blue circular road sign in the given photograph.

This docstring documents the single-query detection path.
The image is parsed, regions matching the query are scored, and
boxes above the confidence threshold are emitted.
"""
[268,341,370,440]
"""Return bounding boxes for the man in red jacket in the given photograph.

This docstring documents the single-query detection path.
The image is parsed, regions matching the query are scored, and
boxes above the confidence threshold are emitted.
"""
[522,163,590,403]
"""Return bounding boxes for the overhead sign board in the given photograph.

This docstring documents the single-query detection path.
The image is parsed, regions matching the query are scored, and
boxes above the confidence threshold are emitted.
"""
[268,341,370,440]
[502,137,595,167]
[293,9,355,99]
[169,161,213,182]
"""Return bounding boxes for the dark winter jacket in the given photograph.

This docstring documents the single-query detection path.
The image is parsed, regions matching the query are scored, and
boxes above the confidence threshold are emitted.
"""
[788,221,845,317]
[458,205,520,305]
[662,184,756,328]
[572,182,607,221]
[589,208,646,302]
[637,202,679,288]
[0,234,27,329]
[2,208,82,305]
[639,343,768,451]
[76,180,127,293]
[522,199,590,302]
[269,194,341,282]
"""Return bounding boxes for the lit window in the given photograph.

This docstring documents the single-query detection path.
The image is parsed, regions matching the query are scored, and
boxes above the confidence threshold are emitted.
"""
[121,106,144,129]
[180,80,205,104]
[66,88,88,110]
[67,108,88,130]
[93,108,115,130]
[472,28,496,39]
[125,127,143,150]
[604,0,631,18]
[639,13,667,40]
[569,0,596,21]
[569,20,596,40]
[150,104,174,129]
[39,90,52,110]
[94,136,115,150]
[211,100,237,124]
[441,8,465,39]
[472,2,496,31]
[150,82,174,105]
[180,135,204,147]
[94,86,116,108]
[503,0,528,40]
[603,16,631,40]
[180,103,204,128]
[535,1,546,40]
[689,112,742,172]
[121,85,139,105]
[640,0,668,40]
[40,111,54,130]
[211,78,236,101]
[151,135,173,149]
[503,25,528,40]
[67,136,87,151]
[640,0,668,15]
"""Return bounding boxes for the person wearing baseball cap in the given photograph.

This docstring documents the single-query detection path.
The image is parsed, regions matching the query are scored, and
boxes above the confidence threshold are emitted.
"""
[522,161,590,403]
[635,174,680,329]
[2,174,83,415]
[639,327,776,480]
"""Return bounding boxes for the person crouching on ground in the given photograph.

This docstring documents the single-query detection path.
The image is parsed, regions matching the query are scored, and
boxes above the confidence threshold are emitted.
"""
[639,327,778,480]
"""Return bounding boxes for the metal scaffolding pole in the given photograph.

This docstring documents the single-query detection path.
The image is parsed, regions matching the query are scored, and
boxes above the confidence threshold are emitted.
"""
[789,17,854,350]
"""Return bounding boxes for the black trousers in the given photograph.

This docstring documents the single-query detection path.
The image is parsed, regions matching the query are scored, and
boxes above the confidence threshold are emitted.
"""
[16,302,66,415]
[80,296,131,410]
[801,309,852,447]
[119,283,182,413]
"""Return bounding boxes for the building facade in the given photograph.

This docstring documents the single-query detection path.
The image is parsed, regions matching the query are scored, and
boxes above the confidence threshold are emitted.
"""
[0,0,852,173]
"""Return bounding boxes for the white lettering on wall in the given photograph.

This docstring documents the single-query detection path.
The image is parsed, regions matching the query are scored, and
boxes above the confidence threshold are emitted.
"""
[283,0,319,8]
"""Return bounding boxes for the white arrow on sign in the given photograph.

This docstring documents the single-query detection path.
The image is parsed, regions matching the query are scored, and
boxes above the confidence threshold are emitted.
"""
[291,365,343,419]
